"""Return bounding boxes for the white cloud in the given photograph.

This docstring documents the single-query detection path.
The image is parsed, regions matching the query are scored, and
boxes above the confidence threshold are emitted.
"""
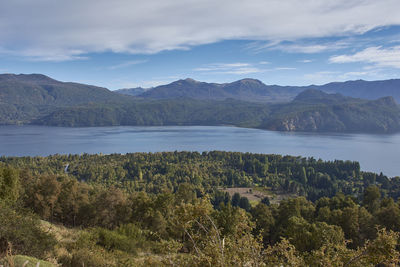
[1,0,400,61]
[274,44,331,53]
[194,63,264,75]
[298,59,313,63]
[329,46,400,68]
[223,68,264,75]
[303,69,389,84]
[259,39,352,54]
[275,67,296,70]
[108,60,148,70]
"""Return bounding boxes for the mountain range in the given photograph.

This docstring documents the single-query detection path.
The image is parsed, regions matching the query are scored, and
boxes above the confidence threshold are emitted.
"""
[116,77,400,103]
[1,73,400,133]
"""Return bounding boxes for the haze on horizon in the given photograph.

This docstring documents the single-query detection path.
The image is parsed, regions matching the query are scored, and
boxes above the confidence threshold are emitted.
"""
[1,0,400,90]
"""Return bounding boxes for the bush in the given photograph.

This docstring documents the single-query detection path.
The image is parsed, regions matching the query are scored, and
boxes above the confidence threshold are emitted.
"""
[0,204,56,258]
[59,248,110,267]
[95,228,138,254]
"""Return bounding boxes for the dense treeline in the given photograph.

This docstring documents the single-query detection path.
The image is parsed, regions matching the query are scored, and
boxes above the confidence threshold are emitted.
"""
[1,152,400,266]
[1,151,396,201]
[34,99,271,128]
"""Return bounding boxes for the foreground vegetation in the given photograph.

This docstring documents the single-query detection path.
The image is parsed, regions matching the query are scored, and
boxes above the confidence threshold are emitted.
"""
[1,151,400,266]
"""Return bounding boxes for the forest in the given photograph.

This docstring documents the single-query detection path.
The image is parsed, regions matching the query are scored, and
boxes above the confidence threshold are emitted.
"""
[1,151,400,266]
[32,94,400,133]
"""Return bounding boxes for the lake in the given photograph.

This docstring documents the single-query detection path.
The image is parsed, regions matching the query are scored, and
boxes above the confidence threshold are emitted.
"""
[0,125,399,177]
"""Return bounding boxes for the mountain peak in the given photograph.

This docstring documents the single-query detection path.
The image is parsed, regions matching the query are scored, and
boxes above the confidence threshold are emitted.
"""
[293,89,353,104]
[237,78,264,85]
[183,78,199,83]
[169,78,201,86]
[0,73,56,83]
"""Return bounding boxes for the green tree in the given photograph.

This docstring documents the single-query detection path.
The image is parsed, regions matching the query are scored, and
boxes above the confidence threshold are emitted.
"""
[0,167,20,205]
[363,185,380,213]
[231,193,241,207]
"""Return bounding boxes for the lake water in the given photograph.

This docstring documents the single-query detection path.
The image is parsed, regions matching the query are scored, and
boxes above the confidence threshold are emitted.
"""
[0,125,399,177]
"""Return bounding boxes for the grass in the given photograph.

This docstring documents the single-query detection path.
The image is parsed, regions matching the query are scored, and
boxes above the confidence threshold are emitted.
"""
[13,255,56,267]
[221,186,298,205]
[39,220,80,245]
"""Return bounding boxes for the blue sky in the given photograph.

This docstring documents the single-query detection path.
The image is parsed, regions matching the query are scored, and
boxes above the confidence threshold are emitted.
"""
[1,0,400,90]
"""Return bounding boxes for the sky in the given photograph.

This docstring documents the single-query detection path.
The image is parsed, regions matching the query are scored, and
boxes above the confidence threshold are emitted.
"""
[1,0,400,90]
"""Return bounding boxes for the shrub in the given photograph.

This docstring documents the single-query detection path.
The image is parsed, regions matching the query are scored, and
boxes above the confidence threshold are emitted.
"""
[0,204,56,258]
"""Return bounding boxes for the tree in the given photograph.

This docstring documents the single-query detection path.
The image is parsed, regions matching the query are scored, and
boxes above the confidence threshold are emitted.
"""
[175,183,196,204]
[55,177,90,226]
[264,238,305,266]
[363,185,380,213]
[94,187,131,229]
[251,202,275,244]
[231,193,241,207]
[239,196,251,211]
[0,167,20,205]
[299,167,308,184]
[24,175,61,221]
[261,196,270,206]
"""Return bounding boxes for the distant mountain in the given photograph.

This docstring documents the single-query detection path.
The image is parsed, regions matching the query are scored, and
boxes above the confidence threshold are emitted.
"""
[139,78,228,100]
[317,79,400,102]
[137,78,299,102]
[128,78,400,103]
[115,87,147,96]
[0,73,128,124]
[0,73,126,106]
[293,89,362,105]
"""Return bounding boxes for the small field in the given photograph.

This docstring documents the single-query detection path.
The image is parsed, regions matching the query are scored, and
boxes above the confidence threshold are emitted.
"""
[220,187,297,205]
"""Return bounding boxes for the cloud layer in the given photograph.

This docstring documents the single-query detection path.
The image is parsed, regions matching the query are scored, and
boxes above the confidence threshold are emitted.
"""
[1,0,400,61]
[330,46,400,68]
[194,63,264,75]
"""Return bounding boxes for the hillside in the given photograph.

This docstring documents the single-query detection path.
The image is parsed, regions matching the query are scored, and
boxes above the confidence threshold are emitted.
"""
[263,91,400,133]
[0,74,129,124]
[292,89,361,105]
[35,90,400,133]
[0,74,126,106]
[35,99,271,128]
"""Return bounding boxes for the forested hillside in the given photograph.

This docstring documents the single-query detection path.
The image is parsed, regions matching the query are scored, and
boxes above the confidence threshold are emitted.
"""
[2,74,400,133]
[0,74,129,124]
[0,74,125,106]
[1,151,400,266]
[36,92,400,133]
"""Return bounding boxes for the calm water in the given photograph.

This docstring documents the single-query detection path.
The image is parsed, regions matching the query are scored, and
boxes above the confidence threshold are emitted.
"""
[0,125,399,177]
